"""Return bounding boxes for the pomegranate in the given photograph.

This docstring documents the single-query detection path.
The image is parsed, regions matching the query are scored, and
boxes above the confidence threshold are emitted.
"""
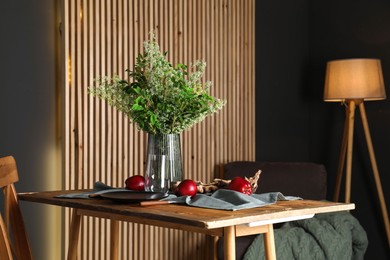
[227,177,253,195]
[175,179,197,197]
[125,175,145,191]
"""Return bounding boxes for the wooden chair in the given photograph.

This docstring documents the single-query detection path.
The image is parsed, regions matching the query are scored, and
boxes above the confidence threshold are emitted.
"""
[0,155,33,260]
[0,214,13,260]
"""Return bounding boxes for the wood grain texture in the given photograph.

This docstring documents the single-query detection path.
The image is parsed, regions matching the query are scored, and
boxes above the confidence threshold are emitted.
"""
[62,0,255,259]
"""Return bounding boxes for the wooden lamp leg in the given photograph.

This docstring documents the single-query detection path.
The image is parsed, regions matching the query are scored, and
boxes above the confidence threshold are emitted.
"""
[333,100,356,203]
[344,100,356,203]
[358,102,390,247]
[333,106,350,202]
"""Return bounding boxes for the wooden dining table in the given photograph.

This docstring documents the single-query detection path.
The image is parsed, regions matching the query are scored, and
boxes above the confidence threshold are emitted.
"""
[18,190,354,260]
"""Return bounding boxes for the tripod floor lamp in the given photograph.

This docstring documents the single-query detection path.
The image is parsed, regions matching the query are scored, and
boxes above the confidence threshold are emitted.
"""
[324,58,390,247]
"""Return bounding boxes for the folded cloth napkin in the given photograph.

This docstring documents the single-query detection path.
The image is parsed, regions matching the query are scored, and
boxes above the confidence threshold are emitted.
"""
[55,182,128,199]
[162,189,301,211]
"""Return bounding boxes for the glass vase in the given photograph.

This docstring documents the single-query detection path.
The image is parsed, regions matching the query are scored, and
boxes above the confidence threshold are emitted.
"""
[144,134,182,193]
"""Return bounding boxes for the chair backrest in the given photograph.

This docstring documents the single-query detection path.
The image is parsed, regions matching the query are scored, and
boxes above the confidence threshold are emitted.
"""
[223,161,327,200]
[0,155,33,260]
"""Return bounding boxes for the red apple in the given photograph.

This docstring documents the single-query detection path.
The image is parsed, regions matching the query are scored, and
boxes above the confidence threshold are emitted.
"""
[125,175,145,191]
[175,179,198,197]
[227,177,253,195]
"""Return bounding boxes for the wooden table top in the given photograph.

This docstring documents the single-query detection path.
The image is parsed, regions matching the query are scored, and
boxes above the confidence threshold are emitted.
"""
[18,190,354,231]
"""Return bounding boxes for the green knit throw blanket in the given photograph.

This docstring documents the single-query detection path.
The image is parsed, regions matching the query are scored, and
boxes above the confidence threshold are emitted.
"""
[243,211,368,260]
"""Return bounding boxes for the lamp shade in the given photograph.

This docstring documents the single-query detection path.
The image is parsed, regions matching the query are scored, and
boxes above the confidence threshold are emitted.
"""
[324,58,386,101]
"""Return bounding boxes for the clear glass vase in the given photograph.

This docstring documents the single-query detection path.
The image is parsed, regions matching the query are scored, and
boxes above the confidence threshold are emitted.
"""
[144,134,182,193]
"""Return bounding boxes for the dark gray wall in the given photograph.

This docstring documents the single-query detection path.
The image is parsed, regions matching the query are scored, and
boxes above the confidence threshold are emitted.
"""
[255,1,311,161]
[0,1,62,259]
[1,0,389,259]
[256,0,390,259]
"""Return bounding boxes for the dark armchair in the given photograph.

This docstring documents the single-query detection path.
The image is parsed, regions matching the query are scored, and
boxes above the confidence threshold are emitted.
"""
[217,161,329,259]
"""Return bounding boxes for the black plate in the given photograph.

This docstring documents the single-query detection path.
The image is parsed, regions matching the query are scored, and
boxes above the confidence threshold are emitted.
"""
[99,191,168,202]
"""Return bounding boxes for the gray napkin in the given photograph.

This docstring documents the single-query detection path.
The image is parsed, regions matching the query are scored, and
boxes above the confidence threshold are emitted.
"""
[56,182,300,211]
[163,189,301,211]
[55,182,128,199]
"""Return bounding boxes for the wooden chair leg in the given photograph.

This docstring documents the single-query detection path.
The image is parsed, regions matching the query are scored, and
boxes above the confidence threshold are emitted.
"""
[0,214,12,260]
[1,156,33,260]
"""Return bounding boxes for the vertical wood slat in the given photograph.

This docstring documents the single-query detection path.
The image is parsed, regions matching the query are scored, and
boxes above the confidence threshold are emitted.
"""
[63,0,255,259]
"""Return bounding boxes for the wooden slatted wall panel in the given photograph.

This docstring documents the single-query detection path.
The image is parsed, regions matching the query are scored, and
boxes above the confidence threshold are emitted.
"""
[63,0,255,259]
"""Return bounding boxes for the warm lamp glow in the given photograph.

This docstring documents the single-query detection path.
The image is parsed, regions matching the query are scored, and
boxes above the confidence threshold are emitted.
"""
[324,58,386,101]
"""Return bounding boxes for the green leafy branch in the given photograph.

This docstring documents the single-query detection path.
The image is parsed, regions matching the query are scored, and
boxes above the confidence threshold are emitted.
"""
[89,31,225,134]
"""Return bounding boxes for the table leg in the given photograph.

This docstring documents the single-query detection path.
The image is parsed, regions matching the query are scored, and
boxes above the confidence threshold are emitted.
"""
[263,224,276,260]
[224,226,236,260]
[67,209,81,260]
[110,220,119,260]
[213,235,219,260]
